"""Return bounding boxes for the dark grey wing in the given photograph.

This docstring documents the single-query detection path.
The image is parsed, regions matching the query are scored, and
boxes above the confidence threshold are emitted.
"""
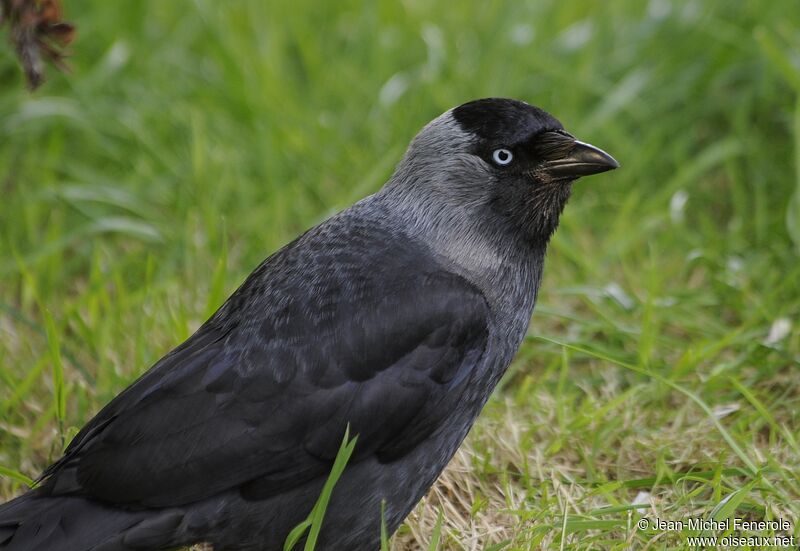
[42,245,489,508]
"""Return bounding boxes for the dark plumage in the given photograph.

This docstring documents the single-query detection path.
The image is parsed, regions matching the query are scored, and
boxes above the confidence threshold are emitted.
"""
[0,98,618,550]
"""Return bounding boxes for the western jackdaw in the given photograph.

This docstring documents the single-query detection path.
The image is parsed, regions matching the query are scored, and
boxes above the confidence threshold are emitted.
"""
[0,98,618,550]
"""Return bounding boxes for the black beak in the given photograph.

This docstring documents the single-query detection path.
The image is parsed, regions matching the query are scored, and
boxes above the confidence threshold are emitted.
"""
[542,138,619,179]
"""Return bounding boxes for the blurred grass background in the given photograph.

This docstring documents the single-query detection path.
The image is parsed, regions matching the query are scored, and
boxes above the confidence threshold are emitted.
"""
[1,0,799,549]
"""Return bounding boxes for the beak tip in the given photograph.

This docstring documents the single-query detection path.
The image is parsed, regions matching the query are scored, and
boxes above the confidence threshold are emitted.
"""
[574,140,619,172]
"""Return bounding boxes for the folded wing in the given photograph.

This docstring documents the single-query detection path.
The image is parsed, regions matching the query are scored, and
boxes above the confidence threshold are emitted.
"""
[42,241,489,508]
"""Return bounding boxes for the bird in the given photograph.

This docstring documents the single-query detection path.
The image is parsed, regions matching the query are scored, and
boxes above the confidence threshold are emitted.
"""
[0,98,618,551]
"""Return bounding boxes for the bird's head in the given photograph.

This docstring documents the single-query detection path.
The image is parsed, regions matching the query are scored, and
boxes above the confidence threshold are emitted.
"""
[391,98,618,244]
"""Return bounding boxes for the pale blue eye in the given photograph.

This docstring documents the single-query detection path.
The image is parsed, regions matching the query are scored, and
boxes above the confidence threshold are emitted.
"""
[492,148,513,166]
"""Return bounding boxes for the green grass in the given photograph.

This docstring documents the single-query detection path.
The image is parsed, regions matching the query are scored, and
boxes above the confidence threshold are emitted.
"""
[284,427,359,551]
[1,1,799,549]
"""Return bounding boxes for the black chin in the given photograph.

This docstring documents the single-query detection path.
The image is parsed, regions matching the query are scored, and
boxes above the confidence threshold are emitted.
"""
[490,176,574,245]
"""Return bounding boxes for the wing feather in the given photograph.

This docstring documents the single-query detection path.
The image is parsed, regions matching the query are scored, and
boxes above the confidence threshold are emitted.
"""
[43,226,490,508]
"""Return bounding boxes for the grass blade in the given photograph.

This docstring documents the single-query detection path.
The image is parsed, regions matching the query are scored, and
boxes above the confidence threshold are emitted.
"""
[283,426,358,551]
[0,466,34,488]
[427,508,444,551]
[43,309,66,449]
